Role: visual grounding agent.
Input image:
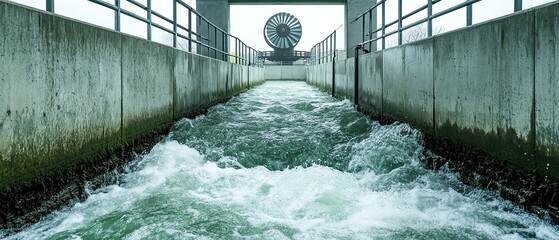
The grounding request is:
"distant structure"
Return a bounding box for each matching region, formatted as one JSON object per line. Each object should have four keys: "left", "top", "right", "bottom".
{"left": 259, "top": 12, "right": 310, "bottom": 65}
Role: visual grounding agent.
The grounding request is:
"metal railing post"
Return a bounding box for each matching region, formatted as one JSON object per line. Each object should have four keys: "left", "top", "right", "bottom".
{"left": 330, "top": 35, "right": 333, "bottom": 62}
{"left": 222, "top": 32, "right": 226, "bottom": 61}
{"left": 354, "top": 44, "right": 360, "bottom": 106}
{"left": 467, "top": 3, "right": 473, "bottom": 26}
{"left": 332, "top": 31, "right": 336, "bottom": 97}
{"left": 212, "top": 27, "right": 216, "bottom": 58}
{"left": 235, "top": 38, "right": 239, "bottom": 64}
{"left": 115, "top": 0, "right": 121, "bottom": 31}
{"left": 207, "top": 21, "right": 210, "bottom": 57}
{"left": 368, "top": 9, "right": 373, "bottom": 51}
{"left": 397, "top": 0, "right": 402, "bottom": 45}
{"left": 381, "top": 0, "right": 386, "bottom": 49}
{"left": 514, "top": 0, "right": 522, "bottom": 12}
{"left": 147, "top": 0, "right": 152, "bottom": 40}
{"left": 173, "top": 0, "right": 177, "bottom": 48}
{"left": 46, "top": 0, "right": 54, "bottom": 12}
{"left": 427, "top": 0, "right": 433, "bottom": 37}
{"left": 320, "top": 43, "right": 323, "bottom": 64}
{"left": 362, "top": 16, "right": 366, "bottom": 46}
{"left": 188, "top": 9, "right": 192, "bottom": 52}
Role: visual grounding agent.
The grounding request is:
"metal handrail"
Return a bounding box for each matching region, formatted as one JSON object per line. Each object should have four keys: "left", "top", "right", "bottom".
{"left": 353, "top": 0, "right": 524, "bottom": 51}
{"left": 308, "top": 25, "right": 341, "bottom": 66}
{"left": 42, "top": 0, "right": 263, "bottom": 67}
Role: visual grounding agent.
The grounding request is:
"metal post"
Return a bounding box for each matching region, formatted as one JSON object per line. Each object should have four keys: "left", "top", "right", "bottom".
{"left": 147, "top": 0, "right": 152, "bottom": 40}
{"left": 322, "top": 40, "right": 326, "bottom": 63}
{"left": 207, "top": 22, "right": 210, "bottom": 57}
{"left": 362, "top": 17, "right": 366, "bottom": 44}
{"left": 514, "top": 0, "right": 522, "bottom": 12}
{"left": 318, "top": 44, "right": 321, "bottom": 64}
{"left": 244, "top": 45, "right": 247, "bottom": 65}
{"left": 115, "top": 0, "right": 121, "bottom": 31}
{"left": 214, "top": 27, "right": 218, "bottom": 59}
{"left": 330, "top": 35, "right": 333, "bottom": 62}
{"left": 46, "top": 0, "right": 54, "bottom": 12}
{"left": 354, "top": 45, "right": 360, "bottom": 106}
{"left": 467, "top": 3, "right": 473, "bottom": 26}
{"left": 235, "top": 39, "right": 239, "bottom": 64}
{"left": 427, "top": 0, "right": 433, "bottom": 37}
{"left": 368, "top": 9, "right": 373, "bottom": 51}
{"left": 397, "top": 0, "right": 402, "bottom": 45}
{"left": 332, "top": 31, "right": 336, "bottom": 97}
{"left": 381, "top": 0, "right": 386, "bottom": 49}
{"left": 173, "top": 0, "right": 177, "bottom": 48}
{"left": 188, "top": 9, "right": 192, "bottom": 52}
{"left": 222, "top": 32, "right": 226, "bottom": 61}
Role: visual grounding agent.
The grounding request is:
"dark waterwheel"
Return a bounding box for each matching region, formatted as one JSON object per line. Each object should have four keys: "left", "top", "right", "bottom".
{"left": 264, "top": 12, "right": 302, "bottom": 49}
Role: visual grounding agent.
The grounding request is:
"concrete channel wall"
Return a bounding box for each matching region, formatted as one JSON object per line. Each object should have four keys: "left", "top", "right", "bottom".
{"left": 306, "top": 2, "right": 559, "bottom": 182}
{"left": 0, "top": 1, "right": 265, "bottom": 191}
{"left": 265, "top": 65, "right": 306, "bottom": 81}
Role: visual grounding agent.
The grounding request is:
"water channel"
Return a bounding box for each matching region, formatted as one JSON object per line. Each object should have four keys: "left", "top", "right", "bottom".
{"left": 4, "top": 81, "right": 559, "bottom": 239}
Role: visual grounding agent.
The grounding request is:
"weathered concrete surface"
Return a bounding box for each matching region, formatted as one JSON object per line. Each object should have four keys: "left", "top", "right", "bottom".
{"left": 0, "top": 0, "right": 265, "bottom": 227}
{"left": 384, "top": 39, "right": 433, "bottom": 133}
{"left": 174, "top": 51, "right": 201, "bottom": 119}
{"left": 122, "top": 36, "right": 174, "bottom": 144}
{"left": 334, "top": 58, "right": 355, "bottom": 99}
{"left": 306, "top": 1, "right": 559, "bottom": 182}
{"left": 0, "top": 3, "right": 123, "bottom": 190}
{"left": 200, "top": 57, "right": 220, "bottom": 108}
{"left": 434, "top": 10, "right": 535, "bottom": 173}
{"left": 535, "top": 3, "right": 559, "bottom": 182}
{"left": 265, "top": 65, "right": 306, "bottom": 81}
{"left": 358, "top": 51, "right": 383, "bottom": 117}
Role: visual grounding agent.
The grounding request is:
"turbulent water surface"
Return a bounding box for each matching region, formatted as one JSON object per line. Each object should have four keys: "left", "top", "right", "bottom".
{"left": 3, "top": 81, "right": 559, "bottom": 239}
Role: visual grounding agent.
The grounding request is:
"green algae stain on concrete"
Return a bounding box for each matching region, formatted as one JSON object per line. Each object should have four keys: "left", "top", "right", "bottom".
{"left": 0, "top": 126, "right": 122, "bottom": 191}
{"left": 436, "top": 120, "right": 536, "bottom": 174}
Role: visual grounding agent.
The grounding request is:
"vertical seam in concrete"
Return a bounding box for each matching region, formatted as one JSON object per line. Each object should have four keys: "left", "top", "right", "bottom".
{"left": 171, "top": 50, "right": 176, "bottom": 121}
{"left": 380, "top": 52, "right": 383, "bottom": 116}
{"left": 120, "top": 34, "right": 124, "bottom": 147}
{"left": 381, "top": 51, "right": 385, "bottom": 117}
{"left": 531, "top": 12, "right": 538, "bottom": 170}
{"left": 432, "top": 39, "right": 436, "bottom": 138}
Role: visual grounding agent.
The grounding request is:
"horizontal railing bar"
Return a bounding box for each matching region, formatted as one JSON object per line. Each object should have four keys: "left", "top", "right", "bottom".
{"left": 126, "top": 0, "right": 147, "bottom": 11}
{"left": 79, "top": 0, "right": 261, "bottom": 66}
{"left": 151, "top": 22, "right": 174, "bottom": 35}
{"left": 120, "top": 9, "right": 149, "bottom": 24}
{"left": 88, "top": 0, "right": 118, "bottom": 11}
{"left": 359, "top": 0, "right": 482, "bottom": 47}
{"left": 431, "top": 0, "right": 482, "bottom": 20}
{"left": 151, "top": 10, "right": 174, "bottom": 25}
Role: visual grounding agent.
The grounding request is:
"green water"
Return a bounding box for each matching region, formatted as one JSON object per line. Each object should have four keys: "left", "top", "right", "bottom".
{"left": 3, "top": 81, "right": 559, "bottom": 239}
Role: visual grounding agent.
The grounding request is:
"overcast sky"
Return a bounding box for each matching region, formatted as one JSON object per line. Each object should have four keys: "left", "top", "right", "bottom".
{"left": 9, "top": 0, "right": 556, "bottom": 52}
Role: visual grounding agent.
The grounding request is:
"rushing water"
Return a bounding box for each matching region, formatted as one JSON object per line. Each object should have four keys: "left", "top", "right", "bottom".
{"left": 3, "top": 81, "right": 559, "bottom": 239}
